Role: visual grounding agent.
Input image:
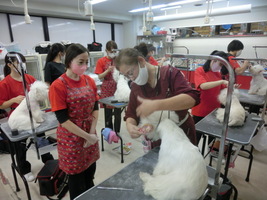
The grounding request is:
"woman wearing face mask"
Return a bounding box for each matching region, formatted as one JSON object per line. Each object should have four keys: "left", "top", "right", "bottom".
{"left": 191, "top": 51, "right": 229, "bottom": 144}
{"left": 49, "top": 43, "right": 99, "bottom": 200}
{"left": 94, "top": 40, "right": 121, "bottom": 132}
{"left": 0, "top": 52, "right": 36, "bottom": 182}
{"left": 44, "top": 43, "right": 66, "bottom": 85}
{"left": 115, "top": 48, "right": 200, "bottom": 146}
{"left": 227, "top": 40, "right": 250, "bottom": 75}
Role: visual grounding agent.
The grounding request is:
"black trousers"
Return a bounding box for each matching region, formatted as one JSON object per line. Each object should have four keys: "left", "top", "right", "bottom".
{"left": 15, "top": 133, "right": 54, "bottom": 175}
{"left": 68, "top": 162, "right": 96, "bottom": 200}
{"left": 104, "top": 106, "right": 121, "bottom": 132}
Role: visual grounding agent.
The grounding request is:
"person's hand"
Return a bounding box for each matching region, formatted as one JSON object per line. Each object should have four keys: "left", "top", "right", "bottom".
{"left": 83, "top": 133, "right": 99, "bottom": 148}
{"left": 12, "top": 95, "right": 25, "bottom": 104}
{"left": 136, "top": 96, "right": 157, "bottom": 118}
{"left": 108, "top": 65, "right": 115, "bottom": 72}
{"left": 220, "top": 80, "right": 228, "bottom": 87}
{"left": 234, "top": 84, "right": 241, "bottom": 89}
{"left": 126, "top": 123, "right": 142, "bottom": 139}
{"left": 243, "top": 60, "right": 250, "bottom": 69}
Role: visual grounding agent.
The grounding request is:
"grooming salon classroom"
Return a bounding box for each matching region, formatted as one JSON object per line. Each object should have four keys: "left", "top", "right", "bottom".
{"left": 0, "top": 0, "right": 267, "bottom": 200}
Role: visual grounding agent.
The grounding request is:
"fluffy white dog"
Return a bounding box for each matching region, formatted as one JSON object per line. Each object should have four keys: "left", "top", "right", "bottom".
{"left": 248, "top": 64, "right": 267, "bottom": 96}
{"left": 139, "top": 118, "right": 208, "bottom": 200}
{"left": 113, "top": 68, "right": 131, "bottom": 102}
{"left": 216, "top": 88, "right": 246, "bottom": 126}
{"left": 139, "top": 110, "right": 179, "bottom": 141}
{"left": 8, "top": 81, "right": 48, "bottom": 131}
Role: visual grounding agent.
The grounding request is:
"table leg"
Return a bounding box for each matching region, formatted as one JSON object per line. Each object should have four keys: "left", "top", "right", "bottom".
{"left": 223, "top": 143, "right": 233, "bottom": 183}
{"left": 201, "top": 135, "right": 207, "bottom": 156}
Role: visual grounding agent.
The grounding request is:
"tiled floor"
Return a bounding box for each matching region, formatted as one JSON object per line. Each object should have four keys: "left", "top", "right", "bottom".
{"left": 0, "top": 108, "right": 267, "bottom": 200}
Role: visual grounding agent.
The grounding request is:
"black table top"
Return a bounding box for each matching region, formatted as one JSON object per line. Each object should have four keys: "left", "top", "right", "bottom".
{"left": 195, "top": 110, "right": 259, "bottom": 145}
{"left": 0, "top": 112, "right": 58, "bottom": 142}
{"left": 99, "top": 96, "right": 128, "bottom": 109}
{"left": 238, "top": 89, "right": 266, "bottom": 106}
{"left": 75, "top": 148, "right": 159, "bottom": 200}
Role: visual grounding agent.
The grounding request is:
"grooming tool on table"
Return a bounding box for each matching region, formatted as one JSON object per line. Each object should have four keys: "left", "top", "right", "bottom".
{"left": 97, "top": 186, "right": 133, "bottom": 191}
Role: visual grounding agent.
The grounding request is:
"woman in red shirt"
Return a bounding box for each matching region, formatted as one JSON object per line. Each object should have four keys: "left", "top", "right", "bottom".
{"left": 94, "top": 41, "right": 121, "bottom": 132}
{"left": 191, "top": 51, "right": 229, "bottom": 144}
{"left": 0, "top": 52, "right": 36, "bottom": 182}
{"left": 49, "top": 43, "right": 99, "bottom": 200}
{"left": 115, "top": 48, "right": 200, "bottom": 146}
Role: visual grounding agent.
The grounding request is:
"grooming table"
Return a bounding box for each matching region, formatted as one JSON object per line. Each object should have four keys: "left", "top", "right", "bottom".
{"left": 99, "top": 96, "right": 128, "bottom": 163}
{"left": 0, "top": 112, "right": 58, "bottom": 200}
{"left": 196, "top": 110, "right": 259, "bottom": 183}
{"left": 75, "top": 147, "right": 212, "bottom": 200}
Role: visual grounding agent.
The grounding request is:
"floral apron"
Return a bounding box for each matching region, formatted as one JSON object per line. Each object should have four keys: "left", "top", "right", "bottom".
{"left": 99, "top": 60, "right": 116, "bottom": 108}
{"left": 56, "top": 76, "right": 100, "bottom": 175}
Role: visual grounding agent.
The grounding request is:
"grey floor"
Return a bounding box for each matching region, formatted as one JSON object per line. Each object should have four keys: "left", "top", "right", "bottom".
{"left": 0, "top": 108, "right": 266, "bottom": 200}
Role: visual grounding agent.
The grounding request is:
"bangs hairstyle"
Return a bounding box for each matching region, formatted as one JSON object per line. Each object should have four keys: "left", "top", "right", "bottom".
{"left": 203, "top": 50, "right": 228, "bottom": 73}
{"left": 115, "top": 48, "right": 142, "bottom": 70}
{"left": 4, "top": 52, "right": 26, "bottom": 77}
{"left": 106, "top": 40, "right": 118, "bottom": 51}
{"left": 64, "top": 43, "right": 89, "bottom": 69}
{"left": 227, "top": 40, "right": 244, "bottom": 52}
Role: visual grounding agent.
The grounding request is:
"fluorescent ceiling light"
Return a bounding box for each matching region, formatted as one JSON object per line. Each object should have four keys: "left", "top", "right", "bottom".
{"left": 154, "top": 4, "right": 251, "bottom": 21}
{"left": 129, "top": 0, "right": 202, "bottom": 13}
{"left": 168, "top": 0, "right": 201, "bottom": 6}
{"left": 91, "top": 0, "right": 106, "bottom": 5}
{"left": 129, "top": 4, "right": 166, "bottom": 13}
{"left": 161, "top": 6, "right": 182, "bottom": 11}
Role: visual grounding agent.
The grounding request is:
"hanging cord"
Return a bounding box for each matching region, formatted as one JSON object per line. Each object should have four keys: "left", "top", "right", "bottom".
{"left": 77, "top": 0, "right": 83, "bottom": 16}
{"left": 10, "top": 0, "right": 18, "bottom": 7}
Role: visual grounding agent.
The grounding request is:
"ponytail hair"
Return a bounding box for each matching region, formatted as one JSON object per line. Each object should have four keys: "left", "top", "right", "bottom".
{"left": 45, "top": 43, "right": 65, "bottom": 63}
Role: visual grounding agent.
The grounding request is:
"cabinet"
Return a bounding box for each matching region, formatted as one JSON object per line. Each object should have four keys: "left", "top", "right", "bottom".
{"left": 137, "top": 35, "right": 174, "bottom": 58}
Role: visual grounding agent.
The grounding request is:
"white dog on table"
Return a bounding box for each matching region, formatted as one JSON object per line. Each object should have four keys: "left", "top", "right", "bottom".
{"left": 139, "top": 117, "right": 208, "bottom": 200}
{"left": 248, "top": 64, "right": 267, "bottom": 96}
{"left": 8, "top": 81, "right": 48, "bottom": 131}
{"left": 216, "top": 88, "right": 246, "bottom": 127}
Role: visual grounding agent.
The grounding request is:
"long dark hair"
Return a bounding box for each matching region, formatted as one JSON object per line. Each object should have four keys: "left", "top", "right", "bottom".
{"left": 45, "top": 43, "right": 65, "bottom": 63}
{"left": 4, "top": 52, "right": 26, "bottom": 77}
{"left": 202, "top": 50, "right": 228, "bottom": 73}
{"left": 65, "top": 43, "right": 89, "bottom": 69}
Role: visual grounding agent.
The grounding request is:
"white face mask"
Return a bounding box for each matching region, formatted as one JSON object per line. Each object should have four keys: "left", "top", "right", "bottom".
{"left": 236, "top": 50, "right": 242, "bottom": 57}
{"left": 108, "top": 53, "right": 116, "bottom": 59}
{"left": 133, "top": 63, "right": 149, "bottom": 85}
{"left": 210, "top": 61, "right": 221, "bottom": 72}
{"left": 14, "top": 62, "right": 27, "bottom": 75}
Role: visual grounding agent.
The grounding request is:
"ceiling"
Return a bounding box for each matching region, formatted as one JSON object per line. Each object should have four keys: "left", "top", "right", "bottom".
{"left": 0, "top": 0, "right": 267, "bottom": 23}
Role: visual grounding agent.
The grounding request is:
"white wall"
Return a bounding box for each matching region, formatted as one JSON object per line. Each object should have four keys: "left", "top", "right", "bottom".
{"left": 173, "top": 37, "right": 267, "bottom": 58}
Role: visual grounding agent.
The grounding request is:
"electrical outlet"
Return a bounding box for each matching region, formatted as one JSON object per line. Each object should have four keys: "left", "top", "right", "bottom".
{"left": 204, "top": 16, "right": 210, "bottom": 24}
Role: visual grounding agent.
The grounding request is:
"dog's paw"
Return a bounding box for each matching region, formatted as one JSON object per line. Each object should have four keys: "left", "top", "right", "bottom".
{"left": 139, "top": 172, "right": 151, "bottom": 183}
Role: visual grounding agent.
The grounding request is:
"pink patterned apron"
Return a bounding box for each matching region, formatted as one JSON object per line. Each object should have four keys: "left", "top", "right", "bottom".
{"left": 56, "top": 76, "right": 100, "bottom": 175}
{"left": 99, "top": 60, "right": 116, "bottom": 108}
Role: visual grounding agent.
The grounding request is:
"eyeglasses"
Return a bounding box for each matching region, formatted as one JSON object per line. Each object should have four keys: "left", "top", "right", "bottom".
{"left": 123, "top": 66, "right": 136, "bottom": 79}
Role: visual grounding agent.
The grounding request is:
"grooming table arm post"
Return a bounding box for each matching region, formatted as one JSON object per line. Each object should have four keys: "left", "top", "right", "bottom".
{"left": 6, "top": 53, "right": 40, "bottom": 160}
{"left": 170, "top": 54, "right": 235, "bottom": 188}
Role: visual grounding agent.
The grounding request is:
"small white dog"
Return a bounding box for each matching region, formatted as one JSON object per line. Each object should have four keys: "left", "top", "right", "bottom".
{"left": 139, "top": 118, "right": 208, "bottom": 200}
{"left": 113, "top": 68, "right": 131, "bottom": 102}
{"left": 248, "top": 64, "right": 267, "bottom": 96}
{"left": 8, "top": 81, "right": 48, "bottom": 131}
{"left": 216, "top": 88, "right": 246, "bottom": 126}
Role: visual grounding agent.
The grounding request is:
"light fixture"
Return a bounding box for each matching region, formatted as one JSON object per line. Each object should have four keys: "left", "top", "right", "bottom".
{"left": 84, "top": 0, "right": 93, "bottom": 16}
{"left": 129, "top": 0, "right": 201, "bottom": 13}
{"left": 91, "top": 0, "right": 107, "bottom": 5}
{"left": 153, "top": 4, "right": 251, "bottom": 22}
{"left": 146, "top": 0, "right": 153, "bottom": 22}
{"left": 24, "top": 0, "right": 31, "bottom": 24}
{"left": 142, "top": 12, "right": 147, "bottom": 32}
{"left": 160, "top": 5, "right": 182, "bottom": 11}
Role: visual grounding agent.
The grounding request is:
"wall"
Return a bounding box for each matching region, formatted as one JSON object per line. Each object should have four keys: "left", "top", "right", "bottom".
{"left": 173, "top": 37, "right": 267, "bottom": 58}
